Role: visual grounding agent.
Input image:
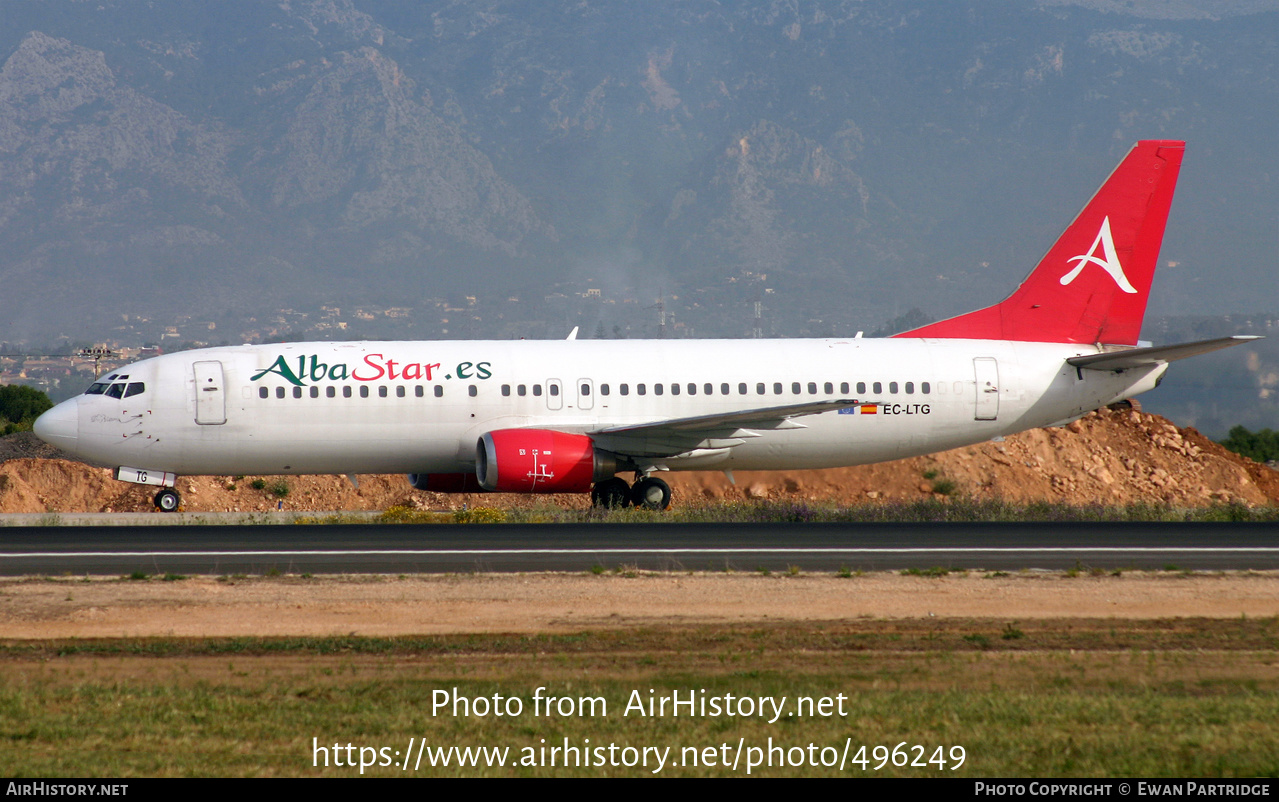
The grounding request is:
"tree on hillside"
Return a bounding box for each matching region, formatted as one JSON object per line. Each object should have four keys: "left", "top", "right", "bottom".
{"left": 0, "top": 385, "right": 53, "bottom": 434}
{"left": 1219, "top": 426, "right": 1279, "bottom": 463}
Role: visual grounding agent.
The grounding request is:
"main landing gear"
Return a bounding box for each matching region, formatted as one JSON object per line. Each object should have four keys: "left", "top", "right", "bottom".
{"left": 590, "top": 475, "right": 672, "bottom": 511}
{"left": 154, "top": 488, "right": 181, "bottom": 512}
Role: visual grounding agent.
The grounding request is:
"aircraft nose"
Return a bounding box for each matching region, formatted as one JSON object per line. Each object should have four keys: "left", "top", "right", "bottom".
{"left": 33, "top": 398, "right": 79, "bottom": 450}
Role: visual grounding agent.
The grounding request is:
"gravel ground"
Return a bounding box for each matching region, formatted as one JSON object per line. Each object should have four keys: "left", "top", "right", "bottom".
{"left": 2, "top": 571, "right": 1276, "bottom": 639}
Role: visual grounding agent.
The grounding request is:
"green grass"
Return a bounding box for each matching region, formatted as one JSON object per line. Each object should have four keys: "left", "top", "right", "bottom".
{"left": 2, "top": 622, "right": 1278, "bottom": 777}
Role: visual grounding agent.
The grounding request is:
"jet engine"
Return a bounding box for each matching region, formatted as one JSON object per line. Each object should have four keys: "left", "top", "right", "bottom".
{"left": 477, "top": 429, "right": 617, "bottom": 493}
{"left": 407, "top": 473, "right": 487, "bottom": 492}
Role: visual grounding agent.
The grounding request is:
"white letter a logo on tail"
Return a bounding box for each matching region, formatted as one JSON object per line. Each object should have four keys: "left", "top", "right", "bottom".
{"left": 1060, "top": 216, "right": 1137, "bottom": 293}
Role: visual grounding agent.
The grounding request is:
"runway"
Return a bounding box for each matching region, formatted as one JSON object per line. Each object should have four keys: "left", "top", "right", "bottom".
{"left": 1, "top": 521, "right": 1277, "bottom": 575}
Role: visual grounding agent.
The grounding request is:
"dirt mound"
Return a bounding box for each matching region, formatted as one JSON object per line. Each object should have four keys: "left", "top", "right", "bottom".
{"left": 1, "top": 406, "right": 1276, "bottom": 513}
{"left": 0, "top": 432, "right": 79, "bottom": 463}
{"left": 668, "top": 407, "right": 1274, "bottom": 507}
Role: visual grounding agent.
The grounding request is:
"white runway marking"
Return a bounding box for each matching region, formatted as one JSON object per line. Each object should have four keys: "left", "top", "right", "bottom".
{"left": 5, "top": 547, "right": 1279, "bottom": 559}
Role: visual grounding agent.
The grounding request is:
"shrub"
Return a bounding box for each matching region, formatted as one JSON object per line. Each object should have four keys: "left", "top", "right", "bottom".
{"left": 453, "top": 506, "right": 507, "bottom": 524}
{"left": 1219, "top": 425, "right": 1279, "bottom": 463}
{"left": 0, "top": 385, "right": 52, "bottom": 429}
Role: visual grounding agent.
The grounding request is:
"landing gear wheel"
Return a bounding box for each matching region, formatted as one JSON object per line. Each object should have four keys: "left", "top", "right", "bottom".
{"left": 591, "top": 477, "right": 632, "bottom": 509}
{"left": 630, "top": 476, "right": 672, "bottom": 511}
{"left": 154, "top": 488, "right": 180, "bottom": 513}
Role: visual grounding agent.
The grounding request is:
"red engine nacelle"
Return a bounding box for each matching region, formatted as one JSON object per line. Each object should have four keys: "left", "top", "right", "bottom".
{"left": 477, "top": 429, "right": 617, "bottom": 493}
{"left": 407, "top": 473, "right": 487, "bottom": 493}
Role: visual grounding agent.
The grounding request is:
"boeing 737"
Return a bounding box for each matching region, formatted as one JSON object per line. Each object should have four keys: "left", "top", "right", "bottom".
{"left": 33, "top": 140, "right": 1258, "bottom": 511}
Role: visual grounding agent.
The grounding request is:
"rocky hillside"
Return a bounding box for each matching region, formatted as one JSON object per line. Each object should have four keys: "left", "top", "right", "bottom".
{"left": 2, "top": 405, "right": 1275, "bottom": 514}
{"left": 2, "top": 2, "right": 1278, "bottom": 340}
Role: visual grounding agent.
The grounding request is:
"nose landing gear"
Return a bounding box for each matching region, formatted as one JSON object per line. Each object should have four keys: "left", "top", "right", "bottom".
{"left": 153, "top": 488, "right": 180, "bottom": 512}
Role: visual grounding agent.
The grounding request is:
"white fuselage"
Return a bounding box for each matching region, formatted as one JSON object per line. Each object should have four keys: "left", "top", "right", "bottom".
{"left": 37, "top": 337, "right": 1165, "bottom": 479}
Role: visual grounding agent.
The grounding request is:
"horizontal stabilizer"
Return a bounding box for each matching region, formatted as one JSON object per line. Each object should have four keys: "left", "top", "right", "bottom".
{"left": 1066, "top": 336, "right": 1262, "bottom": 371}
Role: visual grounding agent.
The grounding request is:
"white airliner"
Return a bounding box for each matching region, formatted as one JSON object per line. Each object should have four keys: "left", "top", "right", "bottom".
{"left": 34, "top": 140, "right": 1258, "bottom": 511}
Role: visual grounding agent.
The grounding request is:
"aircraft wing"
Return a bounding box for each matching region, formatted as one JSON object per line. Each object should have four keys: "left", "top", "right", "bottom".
{"left": 1067, "top": 335, "right": 1261, "bottom": 371}
{"left": 588, "top": 399, "right": 864, "bottom": 459}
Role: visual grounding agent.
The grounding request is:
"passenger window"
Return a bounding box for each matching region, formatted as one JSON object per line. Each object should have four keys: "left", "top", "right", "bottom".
{"left": 654, "top": 384, "right": 664, "bottom": 396}
{"left": 756, "top": 383, "right": 765, "bottom": 395}
{"left": 258, "top": 387, "right": 268, "bottom": 399}
{"left": 414, "top": 386, "right": 422, "bottom": 397}
{"left": 792, "top": 382, "right": 801, "bottom": 394}
{"left": 738, "top": 383, "right": 747, "bottom": 395}
{"left": 889, "top": 382, "right": 898, "bottom": 394}
{"left": 533, "top": 385, "right": 542, "bottom": 396}
{"left": 310, "top": 386, "right": 319, "bottom": 398}
{"left": 637, "top": 384, "right": 646, "bottom": 396}
{"left": 670, "top": 384, "right": 679, "bottom": 396}
{"left": 360, "top": 386, "right": 369, "bottom": 398}
{"left": 773, "top": 382, "right": 782, "bottom": 395}
{"left": 276, "top": 387, "right": 285, "bottom": 399}
{"left": 905, "top": 382, "right": 914, "bottom": 394}
{"left": 721, "top": 383, "right": 729, "bottom": 395}
{"left": 518, "top": 384, "right": 526, "bottom": 396}
{"left": 86, "top": 383, "right": 108, "bottom": 395}
{"left": 954, "top": 381, "right": 963, "bottom": 394}
{"left": 857, "top": 382, "right": 866, "bottom": 394}
{"left": 620, "top": 384, "right": 629, "bottom": 396}
{"left": 872, "top": 382, "right": 882, "bottom": 394}
{"left": 549, "top": 384, "right": 559, "bottom": 397}
{"left": 840, "top": 382, "right": 849, "bottom": 394}
{"left": 808, "top": 382, "right": 817, "bottom": 394}
{"left": 601, "top": 384, "right": 609, "bottom": 396}
{"left": 469, "top": 385, "right": 477, "bottom": 397}
{"left": 343, "top": 386, "right": 352, "bottom": 398}
{"left": 688, "top": 383, "right": 697, "bottom": 395}
{"left": 396, "top": 386, "right": 406, "bottom": 398}
{"left": 378, "top": 386, "right": 387, "bottom": 398}
{"left": 502, "top": 385, "right": 511, "bottom": 396}
{"left": 922, "top": 382, "right": 931, "bottom": 395}
{"left": 329, "top": 387, "right": 337, "bottom": 398}
{"left": 293, "top": 387, "right": 303, "bottom": 399}
{"left": 435, "top": 386, "right": 444, "bottom": 397}
{"left": 580, "top": 384, "right": 590, "bottom": 396}
{"left": 824, "top": 382, "right": 833, "bottom": 394}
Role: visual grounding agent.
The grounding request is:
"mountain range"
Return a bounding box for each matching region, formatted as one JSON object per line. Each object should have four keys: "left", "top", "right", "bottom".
{"left": 0, "top": 0, "right": 1275, "bottom": 355}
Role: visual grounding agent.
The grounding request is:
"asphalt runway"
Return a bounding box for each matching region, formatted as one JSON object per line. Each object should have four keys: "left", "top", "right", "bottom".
{"left": 1, "top": 521, "right": 1278, "bottom": 575}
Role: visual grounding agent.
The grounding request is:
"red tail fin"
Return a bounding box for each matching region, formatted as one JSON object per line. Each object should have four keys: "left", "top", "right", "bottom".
{"left": 894, "top": 140, "right": 1184, "bottom": 345}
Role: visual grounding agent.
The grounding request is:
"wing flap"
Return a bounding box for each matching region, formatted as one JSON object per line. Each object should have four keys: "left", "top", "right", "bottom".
{"left": 588, "top": 398, "right": 864, "bottom": 459}
{"left": 592, "top": 398, "right": 861, "bottom": 434}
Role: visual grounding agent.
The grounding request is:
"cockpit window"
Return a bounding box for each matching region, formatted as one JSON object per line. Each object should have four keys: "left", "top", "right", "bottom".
{"left": 104, "top": 374, "right": 118, "bottom": 381}
{"left": 104, "top": 383, "right": 126, "bottom": 399}
{"left": 124, "top": 382, "right": 145, "bottom": 398}
{"left": 85, "top": 383, "right": 108, "bottom": 395}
